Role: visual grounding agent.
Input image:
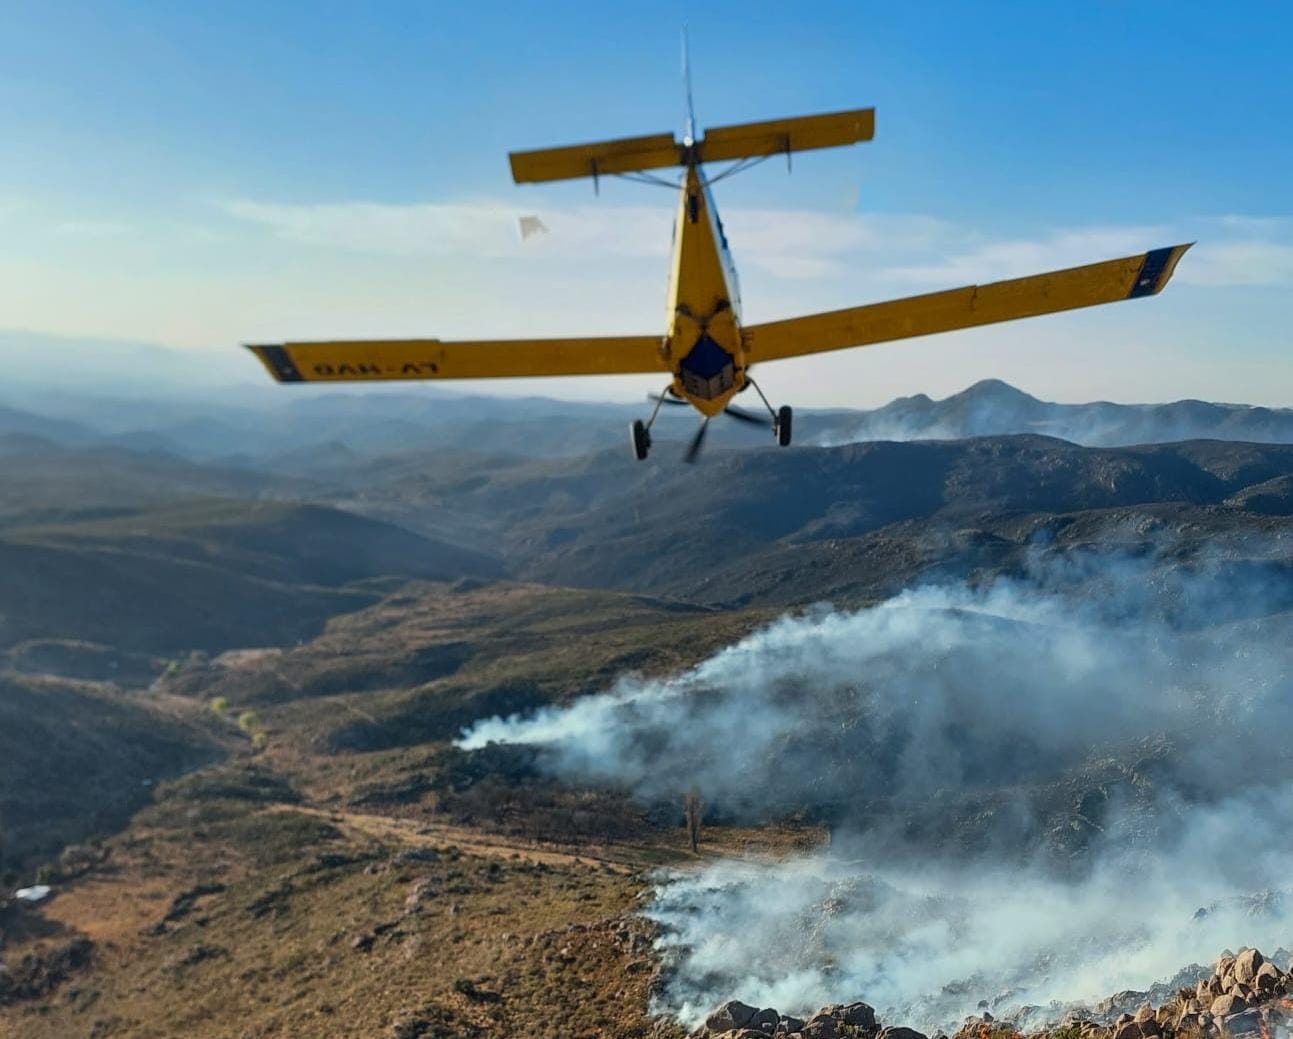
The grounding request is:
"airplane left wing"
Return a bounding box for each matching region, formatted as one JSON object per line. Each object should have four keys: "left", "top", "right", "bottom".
{"left": 742, "top": 244, "right": 1192, "bottom": 364}
{"left": 247, "top": 335, "right": 669, "bottom": 383}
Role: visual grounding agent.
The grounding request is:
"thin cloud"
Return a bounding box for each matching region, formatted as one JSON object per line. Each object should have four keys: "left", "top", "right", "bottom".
{"left": 222, "top": 197, "right": 1293, "bottom": 290}
{"left": 890, "top": 218, "right": 1293, "bottom": 289}
{"left": 221, "top": 196, "right": 963, "bottom": 278}
{"left": 53, "top": 219, "right": 132, "bottom": 237}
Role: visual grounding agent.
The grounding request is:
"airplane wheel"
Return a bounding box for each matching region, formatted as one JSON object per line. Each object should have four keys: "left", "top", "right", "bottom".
{"left": 630, "top": 419, "right": 651, "bottom": 461}
{"left": 776, "top": 405, "right": 793, "bottom": 447}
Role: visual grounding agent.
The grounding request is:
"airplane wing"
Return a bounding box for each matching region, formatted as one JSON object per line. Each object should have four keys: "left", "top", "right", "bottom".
{"left": 247, "top": 335, "right": 668, "bottom": 383}
{"left": 742, "top": 244, "right": 1192, "bottom": 364}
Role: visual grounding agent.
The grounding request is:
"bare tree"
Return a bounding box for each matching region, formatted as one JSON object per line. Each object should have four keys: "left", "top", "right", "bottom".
{"left": 683, "top": 789, "right": 703, "bottom": 854}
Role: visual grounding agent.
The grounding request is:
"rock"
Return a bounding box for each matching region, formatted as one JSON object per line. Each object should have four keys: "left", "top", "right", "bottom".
{"left": 877, "top": 1028, "right": 926, "bottom": 1039}
{"left": 804, "top": 1016, "right": 839, "bottom": 1039}
{"left": 1224, "top": 1009, "right": 1263, "bottom": 1036}
{"left": 831, "top": 1003, "right": 877, "bottom": 1030}
{"left": 1235, "top": 950, "right": 1264, "bottom": 986}
{"left": 1211, "top": 994, "right": 1248, "bottom": 1017}
{"left": 780, "top": 1017, "right": 806, "bottom": 1034}
{"left": 349, "top": 933, "right": 374, "bottom": 953}
{"left": 706, "top": 1000, "right": 759, "bottom": 1033}
{"left": 1255, "top": 961, "right": 1283, "bottom": 992}
{"left": 1134, "top": 1004, "right": 1155, "bottom": 1023}
{"left": 1114, "top": 1014, "right": 1134, "bottom": 1027}
{"left": 748, "top": 1009, "right": 779, "bottom": 1033}
{"left": 1112, "top": 1021, "right": 1141, "bottom": 1039}
{"left": 1138, "top": 1019, "right": 1161, "bottom": 1038}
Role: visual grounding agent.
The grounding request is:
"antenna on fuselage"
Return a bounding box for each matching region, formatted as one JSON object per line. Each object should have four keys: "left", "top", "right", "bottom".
{"left": 681, "top": 26, "right": 697, "bottom": 150}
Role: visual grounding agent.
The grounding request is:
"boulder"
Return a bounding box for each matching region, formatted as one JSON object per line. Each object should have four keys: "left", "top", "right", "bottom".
{"left": 1134, "top": 1004, "right": 1155, "bottom": 1023}
{"left": 707, "top": 1001, "right": 759, "bottom": 1033}
{"left": 1211, "top": 994, "right": 1248, "bottom": 1018}
{"left": 804, "top": 1016, "right": 839, "bottom": 1039}
{"left": 1234, "top": 950, "right": 1264, "bottom": 986}
{"left": 780, "top": 1017, "right": 806, "bottom": 1034}
{"left": 1112, "top": 1021, "right": 1141, "bottom": 1039}
{"left": 877, "top": 1028, "right": 927, "bottom": 1039}
{"left": 1224, "top": 1009, "right": 1263, "bottom": 1036}
{"left": 748, "top": 1008, "right": 779, "bottom": 1033}
{"left": 835, "top": 1003, "right": 878, "bottom": 1030}
{"left": 1255, "top": 961, "right": 1283, "bottom": 992}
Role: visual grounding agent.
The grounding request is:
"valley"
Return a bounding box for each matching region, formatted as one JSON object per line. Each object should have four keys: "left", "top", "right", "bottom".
{"left": 4, "top": 379, "right": 1293, "bottom": 1038}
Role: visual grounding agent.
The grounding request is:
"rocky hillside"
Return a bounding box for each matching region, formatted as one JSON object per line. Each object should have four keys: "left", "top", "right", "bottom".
{"left": 321, "top": 436, "right": 1293, "bottom": 605}
{"left": 697, "top": 947, "right": 1293, "bottom": 1039}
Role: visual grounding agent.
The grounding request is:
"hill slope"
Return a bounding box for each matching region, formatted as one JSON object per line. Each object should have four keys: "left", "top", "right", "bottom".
{"left": 325, "top": 437, "right": 1293, "bottom": 604}
{"left": 0, "top": 502, "right": 503, "bottom": 653}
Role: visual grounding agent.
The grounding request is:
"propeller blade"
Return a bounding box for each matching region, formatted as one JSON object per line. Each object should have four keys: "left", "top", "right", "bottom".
{"left": 648, "top": 392, "right": 688, "bottom": 406}
{"left": 684, "top": 419, "right": 709, "bottom": 464}
{"left": 724, "top": 404, "right": 768, "bottom": 426}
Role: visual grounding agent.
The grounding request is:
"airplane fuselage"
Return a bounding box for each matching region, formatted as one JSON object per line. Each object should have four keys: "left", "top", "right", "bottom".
{"left": 664, "top": 165, "right": 749, "bottom": 417}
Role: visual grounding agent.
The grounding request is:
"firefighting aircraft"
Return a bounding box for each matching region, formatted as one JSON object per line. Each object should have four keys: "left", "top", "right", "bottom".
{"left": 247, "top": 100, "right": 1189, "bottom": 463}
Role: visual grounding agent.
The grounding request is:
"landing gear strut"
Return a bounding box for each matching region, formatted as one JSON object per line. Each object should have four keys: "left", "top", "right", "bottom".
{"left": 747, "top": 377, "right": 792, "bottom": 448}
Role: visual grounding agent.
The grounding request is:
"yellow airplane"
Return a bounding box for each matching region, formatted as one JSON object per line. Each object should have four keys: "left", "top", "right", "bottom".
{"left": 247, "top": 96, "right": 1189, "bottom": 462}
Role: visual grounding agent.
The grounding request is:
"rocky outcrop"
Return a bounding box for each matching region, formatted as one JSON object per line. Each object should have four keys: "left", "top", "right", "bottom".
{"left": 696, "top": 1000, "right": 887, "bottom": 1039}
{"left": 695, "top": 948, "right": 1293, "bottom": 1039}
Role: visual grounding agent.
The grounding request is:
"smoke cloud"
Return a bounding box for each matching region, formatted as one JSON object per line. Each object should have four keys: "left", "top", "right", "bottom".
{"left": 457, "top": 549, "right": 1293, "bottom": 1028}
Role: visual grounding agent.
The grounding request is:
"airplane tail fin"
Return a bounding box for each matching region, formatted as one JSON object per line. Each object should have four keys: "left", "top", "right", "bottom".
{"left": 509, "top": 34, "right": 871, "bottom": 189}
{"left": 682, "top": 26, "right": 697, "bottom": 146}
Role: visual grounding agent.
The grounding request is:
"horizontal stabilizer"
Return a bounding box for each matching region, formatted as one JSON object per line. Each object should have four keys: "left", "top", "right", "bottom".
{"left": 698, "top": 107, "right": 875, "bottom": 163}
{"left": 509, "top": 108, "right": 874, "bottom": 183}
{"left": 510, "top": 133, "right": 683, "bottom": 184}
{"left": 247, "top": 335, "right": 669, "bottom": 383}
{"left": 743, "top": 244, "right": 1192, "bottom": 363}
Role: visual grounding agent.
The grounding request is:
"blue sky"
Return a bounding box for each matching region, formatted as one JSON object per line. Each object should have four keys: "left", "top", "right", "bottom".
{"left": 3, "top": 1, "right": 1290, "bottom": 405}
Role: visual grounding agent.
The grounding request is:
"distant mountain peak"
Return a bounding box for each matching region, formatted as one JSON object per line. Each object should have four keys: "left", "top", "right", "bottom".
{"left": 949, "top": 379, "right": 1043, "bottom": 405}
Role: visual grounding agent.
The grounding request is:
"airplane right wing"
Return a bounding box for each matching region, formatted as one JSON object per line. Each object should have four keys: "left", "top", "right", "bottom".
{"left": 742, "top": 244, "right": 1192, "bottom": 364}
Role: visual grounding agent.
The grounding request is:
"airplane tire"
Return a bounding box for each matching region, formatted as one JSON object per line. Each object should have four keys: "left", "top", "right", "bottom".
{"left": 630, "top": 419, "right": 651, "bottom": 461}
{"left": 776, "top": 406, "right": 793, "bottom": 447}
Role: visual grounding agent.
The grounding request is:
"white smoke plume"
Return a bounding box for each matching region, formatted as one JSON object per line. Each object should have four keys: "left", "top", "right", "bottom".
{"left": 648, "top": 811, "right": 1293, "bottom": 1032}
{"left": 457, "top": 549, "right": 1293, "bottom": 1029}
